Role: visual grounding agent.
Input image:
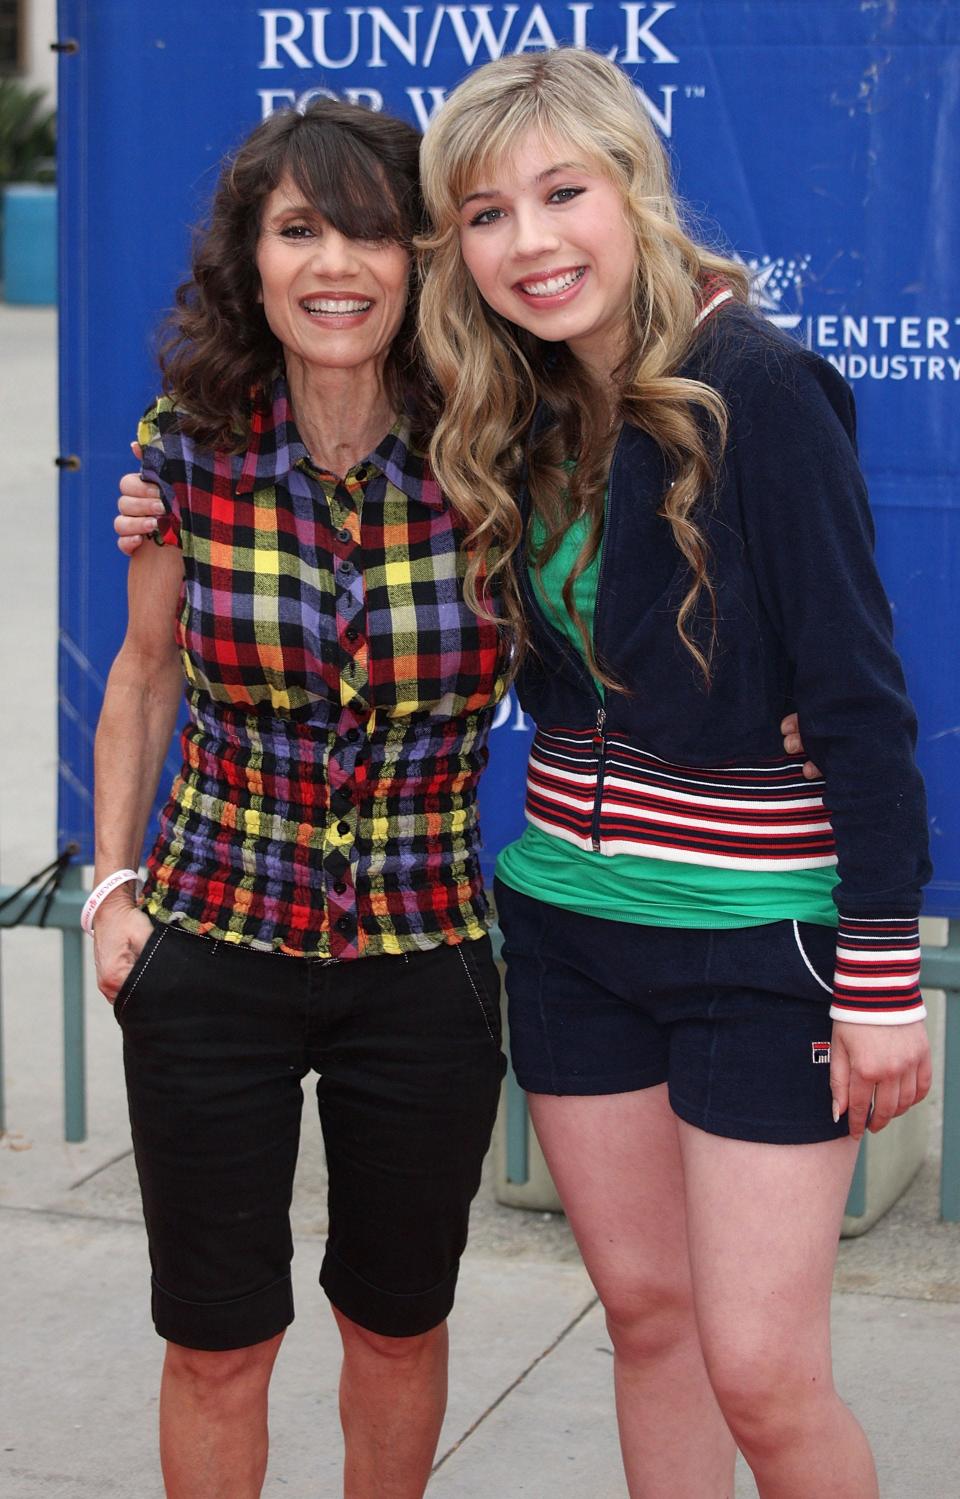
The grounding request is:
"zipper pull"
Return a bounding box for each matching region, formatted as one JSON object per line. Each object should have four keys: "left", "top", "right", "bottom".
{"left": 591, "top": 707, "right": 607, "bottom": 854}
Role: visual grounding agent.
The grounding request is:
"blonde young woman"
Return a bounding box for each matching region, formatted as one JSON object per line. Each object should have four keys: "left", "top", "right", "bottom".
{"left": 413, "top": 48, "right": 932, "bottom": 1499}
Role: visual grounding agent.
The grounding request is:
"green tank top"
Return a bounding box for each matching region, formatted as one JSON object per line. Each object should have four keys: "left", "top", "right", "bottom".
{"left": 495, "top": 510, "right": 839, "bottom": 928}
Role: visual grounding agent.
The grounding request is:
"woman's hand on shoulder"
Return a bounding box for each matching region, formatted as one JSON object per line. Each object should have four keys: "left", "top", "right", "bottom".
{"left": 780, "top": 713, "right": 822, "bottom": 781}
{"left": 116, "top": 443, "right": 165, "bottom": 556}
{"left": 830, "top": 1019, "right": 932, "bottom": 1140}
{"left": 93, "top": 895, "right": 154, "bottom": 1004}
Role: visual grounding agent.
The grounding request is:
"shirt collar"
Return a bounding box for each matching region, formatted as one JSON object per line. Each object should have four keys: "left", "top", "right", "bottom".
{"left": 367, "top": 418, "right": 444, "bottom": 510}
{"left": 236, "top": 376, "right": 443, "bottom": 510}
{"left": 235, "top": 377, "right": 307, "bottom": 494}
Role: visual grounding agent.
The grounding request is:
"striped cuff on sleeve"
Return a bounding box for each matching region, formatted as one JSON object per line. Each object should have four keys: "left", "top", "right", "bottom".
{"left": 828, "top": 916, "right": 926, "bottom": 1025}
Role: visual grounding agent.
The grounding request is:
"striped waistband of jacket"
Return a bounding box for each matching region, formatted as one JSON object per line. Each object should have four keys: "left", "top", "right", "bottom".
{"left": 525, "top": 727, "right": 838, "bottom": 869}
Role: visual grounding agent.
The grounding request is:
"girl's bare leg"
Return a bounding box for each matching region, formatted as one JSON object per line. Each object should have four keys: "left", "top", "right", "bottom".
{"left": 678, "top": 1125, "right": 877, "bottom": 1499}
{"left": 529, "top": 1085, "right": 736, "bottom": 1499}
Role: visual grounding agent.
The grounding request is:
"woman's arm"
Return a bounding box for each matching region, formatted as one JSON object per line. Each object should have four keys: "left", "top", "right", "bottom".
{"left": 92, "top": 540, "right": 184, "bottom": 1000}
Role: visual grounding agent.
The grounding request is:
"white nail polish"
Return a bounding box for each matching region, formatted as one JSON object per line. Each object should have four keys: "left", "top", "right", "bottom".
{"left": 832, "top": 1100, "right": 840, "bottom": 1124}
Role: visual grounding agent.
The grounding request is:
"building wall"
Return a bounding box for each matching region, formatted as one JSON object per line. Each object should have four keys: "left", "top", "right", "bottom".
{"left": 20, "top": 0, "right": 57, "bottom": 100}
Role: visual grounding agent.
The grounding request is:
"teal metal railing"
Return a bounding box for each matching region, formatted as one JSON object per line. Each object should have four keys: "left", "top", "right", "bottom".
{"left": 2, "top": 882, "right": 959, "bottom": 1218}
{"left": 0, "top": 863, "right": 87, "bottom": 1142}
{"left": 919, "top": 931, "right": 960, "bottom": 1222}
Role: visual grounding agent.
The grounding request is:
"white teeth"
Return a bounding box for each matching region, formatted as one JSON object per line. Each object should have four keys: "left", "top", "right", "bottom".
{"left": 519, "top": 268, "right": 585, "bottom": 297}
{"left": 303, "top": 298, "right": 372, "bottom": 314}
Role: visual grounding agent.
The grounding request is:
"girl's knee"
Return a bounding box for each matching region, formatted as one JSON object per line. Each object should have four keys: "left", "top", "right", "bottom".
{"left": 602, "top": 1279, "right": 698, "bottom": 1363}
{"left": 707, "top": 1346, "right": 832, "bottom": 1451}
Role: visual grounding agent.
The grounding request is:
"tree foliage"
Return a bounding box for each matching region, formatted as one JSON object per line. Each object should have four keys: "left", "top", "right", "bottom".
{"left": 0, "top": 78, "right": 56, "bottom": 185}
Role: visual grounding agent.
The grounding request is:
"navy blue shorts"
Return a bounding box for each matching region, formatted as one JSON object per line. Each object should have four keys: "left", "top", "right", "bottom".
{"left": 494, "top": 878, "right": 848, "bottom": 1146}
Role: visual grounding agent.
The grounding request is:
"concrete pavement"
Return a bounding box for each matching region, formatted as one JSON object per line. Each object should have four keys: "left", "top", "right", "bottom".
{"left": 2, "top": 303, "right": 959, "bottom": 1498}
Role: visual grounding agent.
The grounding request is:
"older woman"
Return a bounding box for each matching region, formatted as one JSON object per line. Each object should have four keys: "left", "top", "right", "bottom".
{"left": 91, "top": 99, "right": 505, "bottom": 1499}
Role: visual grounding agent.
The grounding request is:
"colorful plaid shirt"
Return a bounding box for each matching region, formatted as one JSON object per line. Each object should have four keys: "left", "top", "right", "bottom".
{"left": 137, "top": 379, "right": 507, "bottom": 959}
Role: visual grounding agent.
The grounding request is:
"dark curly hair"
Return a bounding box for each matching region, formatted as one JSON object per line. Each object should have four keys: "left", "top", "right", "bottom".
{"left": 159, "top": 100, "right": 430, "bottom": 449}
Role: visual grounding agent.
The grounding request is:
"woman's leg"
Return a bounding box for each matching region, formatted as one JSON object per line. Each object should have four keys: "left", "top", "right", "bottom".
{"left": 159, "top": 1334, "right": 284, "bottom": 1499}
{"left": 530, "top": 1086, "right": 737, "bottom": 1499}
{"left": 334, "top": 1310, "right": 448, "bottom": 1499}
{"left": 119, "top": 930, "right": 307, "bottom": 1498}
{"left": 677, "top": 1125, "right": 875, "bottom": 1499}
{"left": 315, "top": 940, "right": 505, "bottom": 1499}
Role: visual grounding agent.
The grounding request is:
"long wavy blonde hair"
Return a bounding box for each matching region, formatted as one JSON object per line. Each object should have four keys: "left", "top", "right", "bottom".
{"left": 418, "top": 47, "right": 750, "bottom": 686}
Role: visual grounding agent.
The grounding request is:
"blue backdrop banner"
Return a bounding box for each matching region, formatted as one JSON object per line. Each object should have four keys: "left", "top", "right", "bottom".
{"left": 57, "top": 1, "right": 959, "bottom": 908}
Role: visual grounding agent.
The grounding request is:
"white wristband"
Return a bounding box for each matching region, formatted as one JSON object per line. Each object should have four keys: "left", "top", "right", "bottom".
{"left": 81, "top": 869, "right": 141, "bottom": 935}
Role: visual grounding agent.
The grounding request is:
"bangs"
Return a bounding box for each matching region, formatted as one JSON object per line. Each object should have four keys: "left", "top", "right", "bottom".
{"left": 445, "top": 103, "right": 543, "bottom": 209}
{"left": 278, "top": 125, "right": 413, "bottom": 244}
{"left": 447, "top": 106, "right": 622, "bottom": 217}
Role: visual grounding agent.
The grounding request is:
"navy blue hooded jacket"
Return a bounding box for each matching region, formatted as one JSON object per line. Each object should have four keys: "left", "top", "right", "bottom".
{"left": 513, "top": 307, "right": 930, "bottom": 1024}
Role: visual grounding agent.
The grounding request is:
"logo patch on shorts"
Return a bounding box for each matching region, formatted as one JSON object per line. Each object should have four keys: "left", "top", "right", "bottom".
{"left": 811, "top": 1041, "right": 831, "bottom": 1065}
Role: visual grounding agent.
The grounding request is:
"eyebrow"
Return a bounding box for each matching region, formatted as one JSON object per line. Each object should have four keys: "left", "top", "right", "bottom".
{"left": 264, "top": 200, "right": 318, "bottom": 224}
{"left": 459, "top": 163, "right": 587, "bottom": 210}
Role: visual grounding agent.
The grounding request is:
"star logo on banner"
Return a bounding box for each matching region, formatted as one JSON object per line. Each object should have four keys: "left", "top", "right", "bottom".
{"left": 736, "top": 254, "right": 812, "bottom": 331}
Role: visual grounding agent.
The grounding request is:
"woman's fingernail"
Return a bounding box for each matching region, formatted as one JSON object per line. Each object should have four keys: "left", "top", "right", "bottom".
{"left": 832, "top": 1100, "right": 840, "bottom": 1124}
{"left": 152, "top": 503, "right": 165, "bottom": 515}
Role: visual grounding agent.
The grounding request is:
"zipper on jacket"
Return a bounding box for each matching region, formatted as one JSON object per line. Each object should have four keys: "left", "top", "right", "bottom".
{"left": 590, "top": 705, "right": 607, "bottom": 852}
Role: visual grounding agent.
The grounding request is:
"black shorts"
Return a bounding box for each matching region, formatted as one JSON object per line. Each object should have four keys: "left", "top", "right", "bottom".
{"left": 116, "top": 923, "right": 506, "bottom": 1350}
{"left": 494, "top": 878, "right": 847, "bottom": 1146}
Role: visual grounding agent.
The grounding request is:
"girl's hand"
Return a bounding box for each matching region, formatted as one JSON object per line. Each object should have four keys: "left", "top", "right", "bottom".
{"left": 780, "top": 713, "right": 822, "bottom": 781}
{"left": 93, "top": 896, "right": 155, "bottom": 1004}
{"left": 830, "top": 1019, "right": 932, "bottom": 1139}
{"left": 116, "top": 442, "right": 164, "bottom": 556}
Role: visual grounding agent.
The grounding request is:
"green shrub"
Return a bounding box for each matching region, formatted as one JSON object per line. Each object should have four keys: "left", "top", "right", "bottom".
{"left": 0, "top": 78, "right": 56, "bottom": 185}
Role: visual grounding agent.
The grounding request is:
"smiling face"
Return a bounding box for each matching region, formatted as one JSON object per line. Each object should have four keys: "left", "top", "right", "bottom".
{"left": 255, "top": 176, "right": 412, "bottom": 386}
{"left": 458, "top": 131, "right": 637, "bottom": 377}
